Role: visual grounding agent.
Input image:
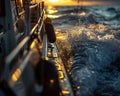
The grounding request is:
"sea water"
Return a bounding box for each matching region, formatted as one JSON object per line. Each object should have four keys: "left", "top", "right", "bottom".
{"left": 47, "top": 6, "right": 120, "bottom": 96}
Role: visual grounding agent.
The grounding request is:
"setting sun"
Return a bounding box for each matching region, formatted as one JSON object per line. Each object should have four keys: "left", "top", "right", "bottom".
{"left": 49, "top": 0, "right": 59, "bottom": 3}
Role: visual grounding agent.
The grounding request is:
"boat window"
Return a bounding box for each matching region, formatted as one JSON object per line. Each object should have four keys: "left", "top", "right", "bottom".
{"left": 0, "top": 0, "right": 5, "bottom": 17}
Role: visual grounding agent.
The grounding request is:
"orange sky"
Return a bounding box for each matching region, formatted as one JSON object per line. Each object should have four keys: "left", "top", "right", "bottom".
{"left": 45, "top": 0, "right": 76, "bottom": 6}
{"left": 34, "top": 0, "right": 120, "bottom": 6}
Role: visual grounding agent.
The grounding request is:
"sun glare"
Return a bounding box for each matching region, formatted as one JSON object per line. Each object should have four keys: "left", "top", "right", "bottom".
{"left": 49, "top": 0, "right": 59, "bottom": 3}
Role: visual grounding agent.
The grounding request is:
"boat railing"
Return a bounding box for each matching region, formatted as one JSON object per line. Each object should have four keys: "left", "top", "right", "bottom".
{"left": 18, "top": 10, "right": 25, "bottom": 17}
{"left": 3, "top": 1, "right": 47, "bottom": 89}
{"left": 42, "top": 34, "right": 48, "bottom": 59}
{"left": 0, "top": 1, "right": 75, "bottom": 96}
{"left": 30, "top": 10, "right": 44, "bottom": 35}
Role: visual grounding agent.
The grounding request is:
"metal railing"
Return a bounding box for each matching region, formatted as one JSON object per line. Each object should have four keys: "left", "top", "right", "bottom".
{"left": 42, "top": 34, "right": 48, "bottom": 59}
{"left": 3, "top": 1, "right": 48, "bottom": 86}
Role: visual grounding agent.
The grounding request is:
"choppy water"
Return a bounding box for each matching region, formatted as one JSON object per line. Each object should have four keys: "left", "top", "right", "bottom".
{"left": 47, "top": 6, "right": 120, "bottom": 96}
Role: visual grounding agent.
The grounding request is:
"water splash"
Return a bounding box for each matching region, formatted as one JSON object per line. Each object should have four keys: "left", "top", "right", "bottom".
{"left": 53, "top": 6, "right": 120, "bottom": 96}
{"left": 65, "top": 25, "right": 120, "bottom": 96}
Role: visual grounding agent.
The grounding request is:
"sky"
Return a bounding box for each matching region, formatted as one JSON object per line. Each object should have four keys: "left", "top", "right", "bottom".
{"left": 35, "top": 0, "right": 120, "bottom": 6}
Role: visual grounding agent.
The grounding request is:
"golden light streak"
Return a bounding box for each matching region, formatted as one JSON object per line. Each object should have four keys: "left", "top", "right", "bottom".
{"left": 11, "top": 69, "right": 21, "bottom": 82}
{"left": 16, "top": 0, "right": 23, "bottom": 7}
{"left": 59, "top": 71, "right": 64, "bottom": 79}
{"left": 62, "top": 90, "right": 70, "bottom": 95}
{"left": 47, "top": 6, "right": 58, "bottom": 14}
{"left": 56, "top": 63, "right": 62, "bottom": 70}
{"left": 46, "top": 0, "right": 76, "bottom": 6}
{"left": 47, "top": 14, "right": 62, "bottom": 19}
{"left": 79, "top": 11, "right": 86, "bottom": 16}
{"left": 48, "top": 10, "right": 58, "bottom": 14}
{"left": 49, "top": 0, "right": 59, "bottom": 3}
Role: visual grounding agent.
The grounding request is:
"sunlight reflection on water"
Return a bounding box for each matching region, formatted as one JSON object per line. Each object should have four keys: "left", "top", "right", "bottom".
{"left": 47, "top": 5, "right": 120, "bottom": 96}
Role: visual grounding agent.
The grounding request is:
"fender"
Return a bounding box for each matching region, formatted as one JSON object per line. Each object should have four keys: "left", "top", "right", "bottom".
{"left": 44, "top": 18, "right": 56, "bottom": 43}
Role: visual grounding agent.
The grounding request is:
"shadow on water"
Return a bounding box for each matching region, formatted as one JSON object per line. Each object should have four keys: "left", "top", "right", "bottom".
{"left": 70, "top": 39, "right": 120, "bottom": 96}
